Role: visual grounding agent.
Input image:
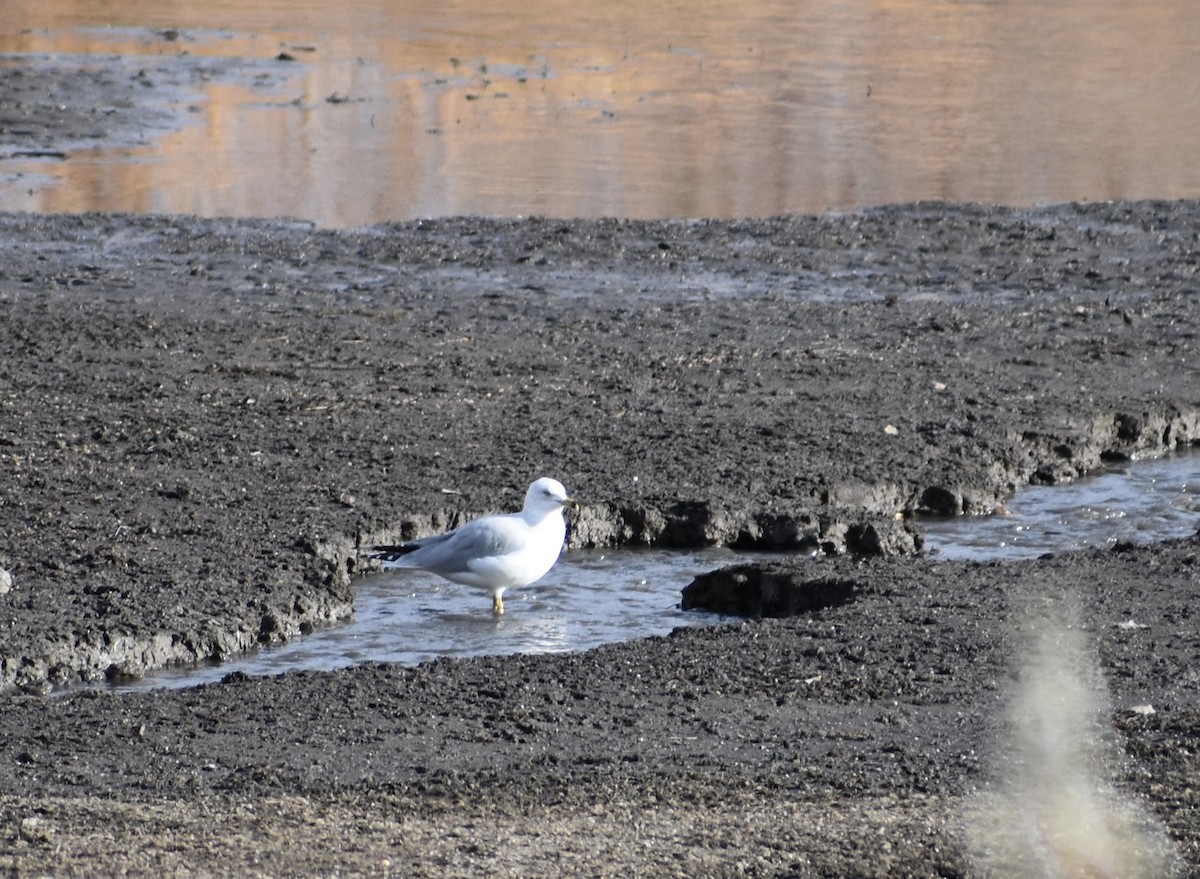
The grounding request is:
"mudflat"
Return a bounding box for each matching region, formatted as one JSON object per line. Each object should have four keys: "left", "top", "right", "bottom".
{"left": 1, "top": 59, "right": 1199, "bottom": 879}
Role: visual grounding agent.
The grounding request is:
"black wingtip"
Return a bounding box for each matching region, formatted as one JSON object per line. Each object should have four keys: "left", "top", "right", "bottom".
{"left": 369, "top": 544, "right": 418, "bottom": 562}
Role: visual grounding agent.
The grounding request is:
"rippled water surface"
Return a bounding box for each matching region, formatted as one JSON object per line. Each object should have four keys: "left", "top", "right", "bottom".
{"left": 3, "top": 0, "right": 1200, "bottom": 224}
{"left": 923, "top": 453, "right": 1200, "bottom": 561}
{"left": 111, "top": 454, "right": 1198, "bottom": 691}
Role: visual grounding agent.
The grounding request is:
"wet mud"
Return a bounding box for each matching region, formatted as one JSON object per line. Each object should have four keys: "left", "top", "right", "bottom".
{"left": 0, "top": 49, "right": 273, "bottom": 164}
{"left": 1, "top": 58, "right": 1200, "bottom": 879}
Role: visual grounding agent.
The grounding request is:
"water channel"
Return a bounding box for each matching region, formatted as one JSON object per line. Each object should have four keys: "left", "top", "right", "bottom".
{"left": 109, "top": 452, "right": 1198, "bottom": 691}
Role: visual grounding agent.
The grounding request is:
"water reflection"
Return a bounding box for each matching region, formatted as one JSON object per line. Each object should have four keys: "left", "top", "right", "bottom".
{"left": 2, "top": 0, "right": 1199, "bottom": 224}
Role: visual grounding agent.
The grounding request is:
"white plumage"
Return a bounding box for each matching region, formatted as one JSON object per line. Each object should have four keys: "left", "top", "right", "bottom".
{"left": 370, "top": 477, "right": 576, "bottom": 614}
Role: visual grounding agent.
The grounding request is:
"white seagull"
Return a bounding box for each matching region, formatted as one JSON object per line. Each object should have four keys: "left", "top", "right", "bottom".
{"left": 370, "top": 477, "right": 577, "bottom": 614}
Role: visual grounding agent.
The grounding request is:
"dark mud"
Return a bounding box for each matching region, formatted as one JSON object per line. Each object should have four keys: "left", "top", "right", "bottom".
{"left": 2, "top": 202, "right": 1198, "bottom": 691}
{"left": 2, "top": 58, "right": 1200, "bottom": 877}
{"left": 1, "top": 536, "right": 1198, "bottom": 877}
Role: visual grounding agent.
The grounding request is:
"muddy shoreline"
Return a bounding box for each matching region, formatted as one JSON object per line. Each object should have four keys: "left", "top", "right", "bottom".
{"left": 2, "top": 203, "right": 1199, "bottom": 688}
{"left": 1, "top": 45, "right": 1198, "bottom": 878}
{"left": 4, "top": 60, "right": 1200, "bottom": 871}
{"left": 1, "top": 202, "right": 1197, "bottom": 877}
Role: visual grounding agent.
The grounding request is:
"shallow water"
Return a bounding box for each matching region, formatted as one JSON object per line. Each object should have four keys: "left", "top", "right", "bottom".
{"left": 109, "top": 547, "right": 754, "bottom": 692}
{"left": 3, "top": 0, "right": 1200, "bottom": 224}
{"left": 109, "top": 453, "right": 1198, "bottom": 691}
{"left": 922, "top": 453, "right": 1200, "bottom": 562}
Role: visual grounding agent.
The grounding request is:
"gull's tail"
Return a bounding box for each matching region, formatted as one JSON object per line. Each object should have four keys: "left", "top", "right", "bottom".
{"left": 369, "top": 544, "right": 421, "bottom": 564}
{"left": 369, "top": 531, "right": 454, "bottom": 566}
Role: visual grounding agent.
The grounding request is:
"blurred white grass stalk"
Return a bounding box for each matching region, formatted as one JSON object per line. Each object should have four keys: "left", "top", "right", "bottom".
{"left": 968, "top": 614, "right": 1181, "bottom": 878}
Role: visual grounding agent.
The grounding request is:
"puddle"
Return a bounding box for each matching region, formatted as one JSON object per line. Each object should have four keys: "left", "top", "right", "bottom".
{"left": 105, "top": 453, "right": 1197, "bottom": 692}
{"left": 923, "top": 453, "right": 1199, "bottom": 562}
{"left": 107, "top": 547, "right": 756, "bottom": 692}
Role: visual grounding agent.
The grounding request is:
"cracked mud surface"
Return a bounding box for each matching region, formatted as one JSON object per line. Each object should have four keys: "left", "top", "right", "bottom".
{"left": 1, "top": 55, "right": 1200, "bottom": 879}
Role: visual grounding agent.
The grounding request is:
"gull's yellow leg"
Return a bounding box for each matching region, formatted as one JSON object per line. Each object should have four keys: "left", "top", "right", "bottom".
{"left": 492, "top": 593, "right": 504, "bottom": 615}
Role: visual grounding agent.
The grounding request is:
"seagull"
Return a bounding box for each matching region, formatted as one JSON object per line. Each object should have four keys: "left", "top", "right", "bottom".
{"left": 370, "top": 477, "right": 577, "bottom": 614}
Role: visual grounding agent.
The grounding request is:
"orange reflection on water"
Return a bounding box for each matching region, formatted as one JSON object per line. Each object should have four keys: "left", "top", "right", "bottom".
{"left": 2, "top": 0, "right": 1199, "bottom": 225}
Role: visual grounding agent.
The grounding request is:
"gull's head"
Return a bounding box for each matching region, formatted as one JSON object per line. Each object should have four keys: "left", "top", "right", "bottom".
{"left": 524, "top": 477, "right": 577, "bottom": 515}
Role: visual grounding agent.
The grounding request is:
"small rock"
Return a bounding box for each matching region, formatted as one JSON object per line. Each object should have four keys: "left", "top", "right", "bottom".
{"left": 20, "top": 815, "right": 52, "bottom": 844}
{"left": 1116, "top": 619, "right": 1148, "bottom": 630}
{"left": 0, "top": 567, "right": 12, "bottom": 594}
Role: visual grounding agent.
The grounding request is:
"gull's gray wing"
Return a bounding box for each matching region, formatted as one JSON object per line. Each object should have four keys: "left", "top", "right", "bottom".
{"left": 371, "top": 530, "right": 453, "bottom": 561}
{"left": 373, "top": 514, "right": 527, "bottom": 576}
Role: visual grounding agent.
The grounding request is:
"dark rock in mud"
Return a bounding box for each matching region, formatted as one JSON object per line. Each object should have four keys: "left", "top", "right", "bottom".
{"left": 681, "top": 563, "right": 862, "bottom": 616}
